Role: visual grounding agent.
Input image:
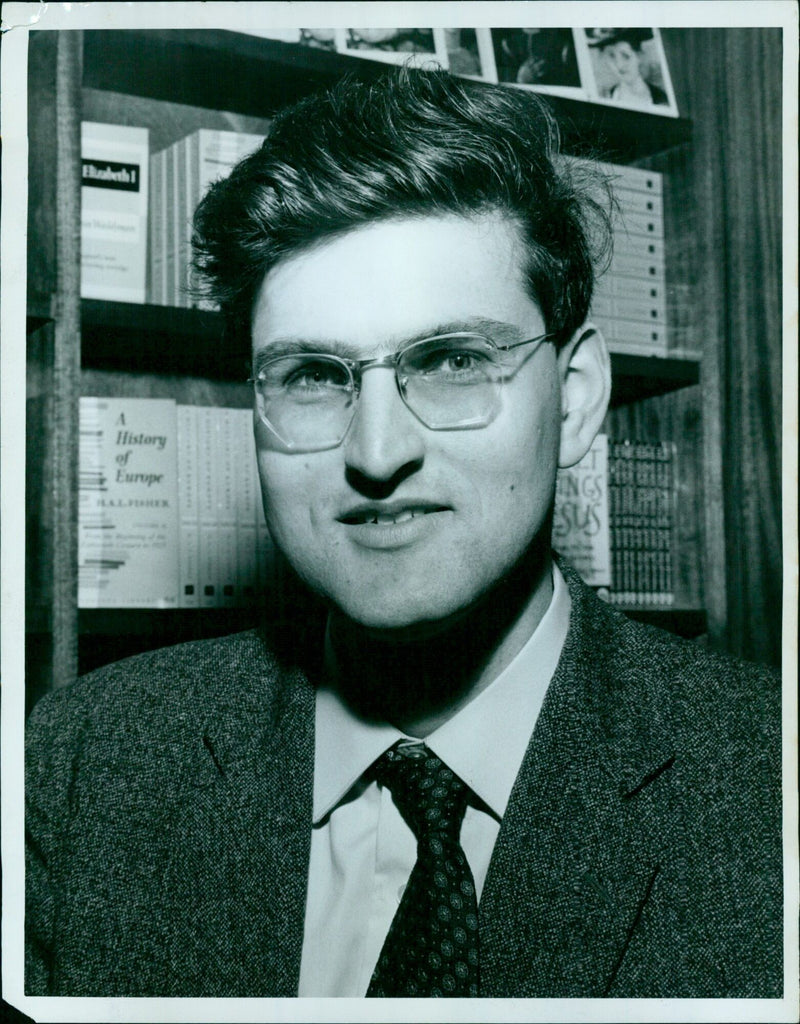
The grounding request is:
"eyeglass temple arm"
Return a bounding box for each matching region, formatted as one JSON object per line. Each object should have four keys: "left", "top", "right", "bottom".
{"left": 499, "top": 331, "right": 555, "bottom": 353}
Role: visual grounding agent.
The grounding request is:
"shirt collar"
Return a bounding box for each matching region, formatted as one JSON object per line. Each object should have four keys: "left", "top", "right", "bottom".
{"left": 313, "top": 564, "right": 571, "bottom": 823}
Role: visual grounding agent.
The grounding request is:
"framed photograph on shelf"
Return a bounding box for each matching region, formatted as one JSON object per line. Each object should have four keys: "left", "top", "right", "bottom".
{"left": 442, "top": 28, "right": 496, "bottom": 81}
{"left": 578, "top": 28, "right": 679, "bottom": 116}
{"left": 297, "top": 29, "right": 337, "bottom": 52}
{"left": 335, "top": 28, "right": 448, "bottom": 68}
{"left": 484, "top": 28, "right": 587, "bottom": 99}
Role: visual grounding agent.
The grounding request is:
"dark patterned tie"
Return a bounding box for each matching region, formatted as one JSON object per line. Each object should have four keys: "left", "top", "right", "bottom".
{"left": 366, "top": 742, "right": 480, "bottom": 997}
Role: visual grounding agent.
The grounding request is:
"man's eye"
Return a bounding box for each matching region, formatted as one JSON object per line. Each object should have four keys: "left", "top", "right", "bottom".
{"left": 281, "top": 359, "right": 349, "bottom": 390}
{"left": 445, "top": 351, "right": 480, "bottom": 372}
{"left": 410, "top": 345, "right": 492, "bottom": 378}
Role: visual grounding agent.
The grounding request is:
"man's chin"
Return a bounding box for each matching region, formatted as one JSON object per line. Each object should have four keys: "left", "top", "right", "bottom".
{"left": 328, "top": 586, "right": 508, "bottom": 646}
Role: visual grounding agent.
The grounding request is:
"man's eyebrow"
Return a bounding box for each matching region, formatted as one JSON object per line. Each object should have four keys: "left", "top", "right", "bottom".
{"left": 252, "top": 338, "right": 360, "bottom": 370}
{"left": 424, "top": 317, "right": 526, "bottom": 345}
{"left": 252, "top": 318, "right": 527, "bottom": 368}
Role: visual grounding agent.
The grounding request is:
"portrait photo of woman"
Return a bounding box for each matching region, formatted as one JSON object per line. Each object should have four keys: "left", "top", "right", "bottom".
{"left": 584, "top": 28, "right": 677, "bottom": 113}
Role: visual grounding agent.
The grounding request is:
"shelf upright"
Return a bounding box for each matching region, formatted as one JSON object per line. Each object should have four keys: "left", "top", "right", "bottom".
{"left": 26, "top": 30, "right": 84, "bottom": 710}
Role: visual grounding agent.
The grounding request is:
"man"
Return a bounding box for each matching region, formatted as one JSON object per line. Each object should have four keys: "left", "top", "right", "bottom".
{"left": 26, "top": 68, "right": 781, "bottom": 999}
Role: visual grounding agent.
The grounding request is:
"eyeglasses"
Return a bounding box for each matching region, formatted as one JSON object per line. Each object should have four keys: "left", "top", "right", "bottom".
{"left": 248, "top": 331, "right": 553, "bottom": 452}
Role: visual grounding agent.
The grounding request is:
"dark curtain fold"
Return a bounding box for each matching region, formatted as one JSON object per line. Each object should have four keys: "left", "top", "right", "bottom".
{"left": 663, "top": 28, "right": 783, "bottom": 666}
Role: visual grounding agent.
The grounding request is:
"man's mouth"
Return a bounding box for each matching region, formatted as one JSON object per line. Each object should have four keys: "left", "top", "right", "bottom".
{"left": 339, "top": 505, "right": 449, "bottom": 526}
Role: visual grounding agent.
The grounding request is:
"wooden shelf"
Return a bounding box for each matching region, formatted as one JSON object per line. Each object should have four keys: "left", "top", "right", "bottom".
{"left": 80, "top": 299, "right": 249, "bottom": 380}
{"left": 81, "top": 29, "right": 691, "bottom": 162}
{"left": 609, "top": 350, "right": 701, "bottom": 404}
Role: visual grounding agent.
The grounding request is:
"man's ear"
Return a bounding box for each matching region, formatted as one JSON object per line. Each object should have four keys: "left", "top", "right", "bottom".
{"left": 556, "top": 322, "right": 611, "bottom": 469}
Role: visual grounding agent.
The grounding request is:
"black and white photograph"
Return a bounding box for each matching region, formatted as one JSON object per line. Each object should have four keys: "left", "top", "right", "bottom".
{"left": 581, "top": 27, "right": 678, "bottom": 114}
{"left": 339, "top": 27, "right": 446, "bottom": 67}
{"left": 489, "top": 28, "right": 585, "bottom": 96}
{"left": 0, "top": 2, "right": 796, "bottom": 1021}
{"left": 442, "top": 27, "right": 491, "bottom": 80}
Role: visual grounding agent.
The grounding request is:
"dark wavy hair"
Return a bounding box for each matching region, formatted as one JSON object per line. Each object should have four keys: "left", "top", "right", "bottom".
{"left": 192, "top": 66, "right": 612, "bottom": 355}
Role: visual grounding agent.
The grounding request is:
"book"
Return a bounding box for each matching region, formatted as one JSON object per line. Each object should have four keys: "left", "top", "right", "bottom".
{"left": 148, "top": 148, "right": 166, "bottom": 305}
{"left": 177, "top": 404, "right": 200, "bottom": 608}
{"left": 81, "top": 122, "right": 149, "bottom": 303}
{"left": 552, "top": 433, "right": 611, "bottom": 587}
{"left": 148, "top": 129, "right": 264, "bottom": 307}
{"left": 78, "top": 397, "right": 179, "bottom": 607}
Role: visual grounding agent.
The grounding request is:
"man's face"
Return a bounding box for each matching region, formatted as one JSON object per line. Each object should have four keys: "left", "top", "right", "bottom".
{"left": 251, "top": 212, "right": 564, "bottom": 635}
{"left": 605, "top": 42, "right": 640, "bottom": 82}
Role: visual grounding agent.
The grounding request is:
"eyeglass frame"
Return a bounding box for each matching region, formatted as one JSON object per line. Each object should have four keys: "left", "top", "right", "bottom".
{"left": 247, "top": 330, "right": 555, "bottom": 453}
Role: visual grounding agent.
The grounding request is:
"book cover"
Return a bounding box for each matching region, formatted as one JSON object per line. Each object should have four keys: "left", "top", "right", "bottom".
{"left": 78, "top": 397, "right": 179, "bottom": 607}
{"left": 552, "top": 433, "right": 611, "bottom": 587}
{"left": 81, "top": 122, "right": 149, "bottom": 303}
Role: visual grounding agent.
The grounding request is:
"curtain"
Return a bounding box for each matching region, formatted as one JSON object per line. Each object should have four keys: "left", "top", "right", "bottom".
{"left": 662, "top": 28, "right": 783, "bottom": 666}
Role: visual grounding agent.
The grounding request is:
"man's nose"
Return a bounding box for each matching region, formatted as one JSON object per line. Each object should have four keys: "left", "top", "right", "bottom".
{"left": 343, "top": 366, "right": 425, "bottom": 483}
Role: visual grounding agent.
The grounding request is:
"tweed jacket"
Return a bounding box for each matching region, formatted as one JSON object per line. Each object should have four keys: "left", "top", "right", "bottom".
{"left": 25, "top": 566, "right": 783, "bottom": 998}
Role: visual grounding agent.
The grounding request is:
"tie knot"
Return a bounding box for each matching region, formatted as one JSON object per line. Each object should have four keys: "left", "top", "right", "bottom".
{"left": 372, "top": 742, "right": 469, "bottom": 841}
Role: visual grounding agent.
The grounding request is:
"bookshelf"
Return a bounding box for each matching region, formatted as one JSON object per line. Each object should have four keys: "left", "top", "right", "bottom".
{"left": 26, "top": 28, "right": 712, "bottom": 709}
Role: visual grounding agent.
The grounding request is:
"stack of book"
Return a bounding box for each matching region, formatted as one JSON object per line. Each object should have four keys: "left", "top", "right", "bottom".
{"left": 592, "top": 161, "right": 667, "bottom": 356}
{"left": 553, "top": 433, "right": 677, "bottom": 606}
{"left": 566, "top": 157, "right": 667, "bottom": 357}
{"left": 608, "top": 439, "right": 676, "bottom": 607}
{"left": 78, "top": 397, "right": 270, "bottom": 609}
{"left": 79, "top": 401, "right": 678, "bottom": 611}
{"left": 149, "top": 129, "right": 264, "bottom": 307}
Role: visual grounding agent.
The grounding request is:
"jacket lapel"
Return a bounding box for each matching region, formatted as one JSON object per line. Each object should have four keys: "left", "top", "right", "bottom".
{"left": 159, "top": 650, "right": 315, "bottom": 996}
{"left": 480, "top": 570, "right": 677, "bottom": 997}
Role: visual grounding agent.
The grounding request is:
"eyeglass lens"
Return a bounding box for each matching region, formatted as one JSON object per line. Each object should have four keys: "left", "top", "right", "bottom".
{"left": 253, "top": 334, "right": 518, "bottom": 450}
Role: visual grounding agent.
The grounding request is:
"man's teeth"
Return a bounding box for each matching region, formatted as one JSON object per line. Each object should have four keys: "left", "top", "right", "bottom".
{"left": 363, "top": 509, "right": 427, "bottom": 525}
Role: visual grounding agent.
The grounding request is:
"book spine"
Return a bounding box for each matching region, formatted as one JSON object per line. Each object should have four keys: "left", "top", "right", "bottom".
{"left": 216, "top": 407, "right": 239, "bottom": 607}
{"left": 148, "top": 148, "right": 163, "bottom": 305}
{"left": 197, "top": 406, "right": 220, "bottom": 608}
{"left": 235, "top": 409, "right": 259, "bottom": 608}
{"left": 615, "top": 186, "right": 664, "bottom": 218}
{"left": 164, "top": 141, "right": 177, "bottom": 307}
{"left": 175, "top": 135, "right": 189, "bottom": 308}
{"left": 177, "top": 404, "right": 200, "bottom": 608}
{"left": 186, "top": 132, "right": 199, "bottom": 309}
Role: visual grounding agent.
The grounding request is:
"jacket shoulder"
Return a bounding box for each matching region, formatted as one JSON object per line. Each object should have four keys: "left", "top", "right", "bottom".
{"left": 25, "top": 630, "right": 291, "bottom": 801}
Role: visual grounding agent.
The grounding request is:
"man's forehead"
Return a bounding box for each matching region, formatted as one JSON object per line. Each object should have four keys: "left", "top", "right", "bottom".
{"left": 250, "top": 211, "right": 539, "bottom": 355}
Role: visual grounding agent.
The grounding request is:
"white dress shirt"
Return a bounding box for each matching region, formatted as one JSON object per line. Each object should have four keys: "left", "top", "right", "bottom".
{"left": 297, "top": 565, "right": 571, "bottom": 996}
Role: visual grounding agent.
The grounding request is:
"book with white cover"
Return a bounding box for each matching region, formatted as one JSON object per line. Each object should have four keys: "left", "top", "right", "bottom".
{"left": 81, "top": 122, "right": 149, "bottom": 303}
{"left": 78, "top": 397, "right": 179, "bottom": 607}
{"left": 552, "top": 433, "right": 611, "bottom": 587}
